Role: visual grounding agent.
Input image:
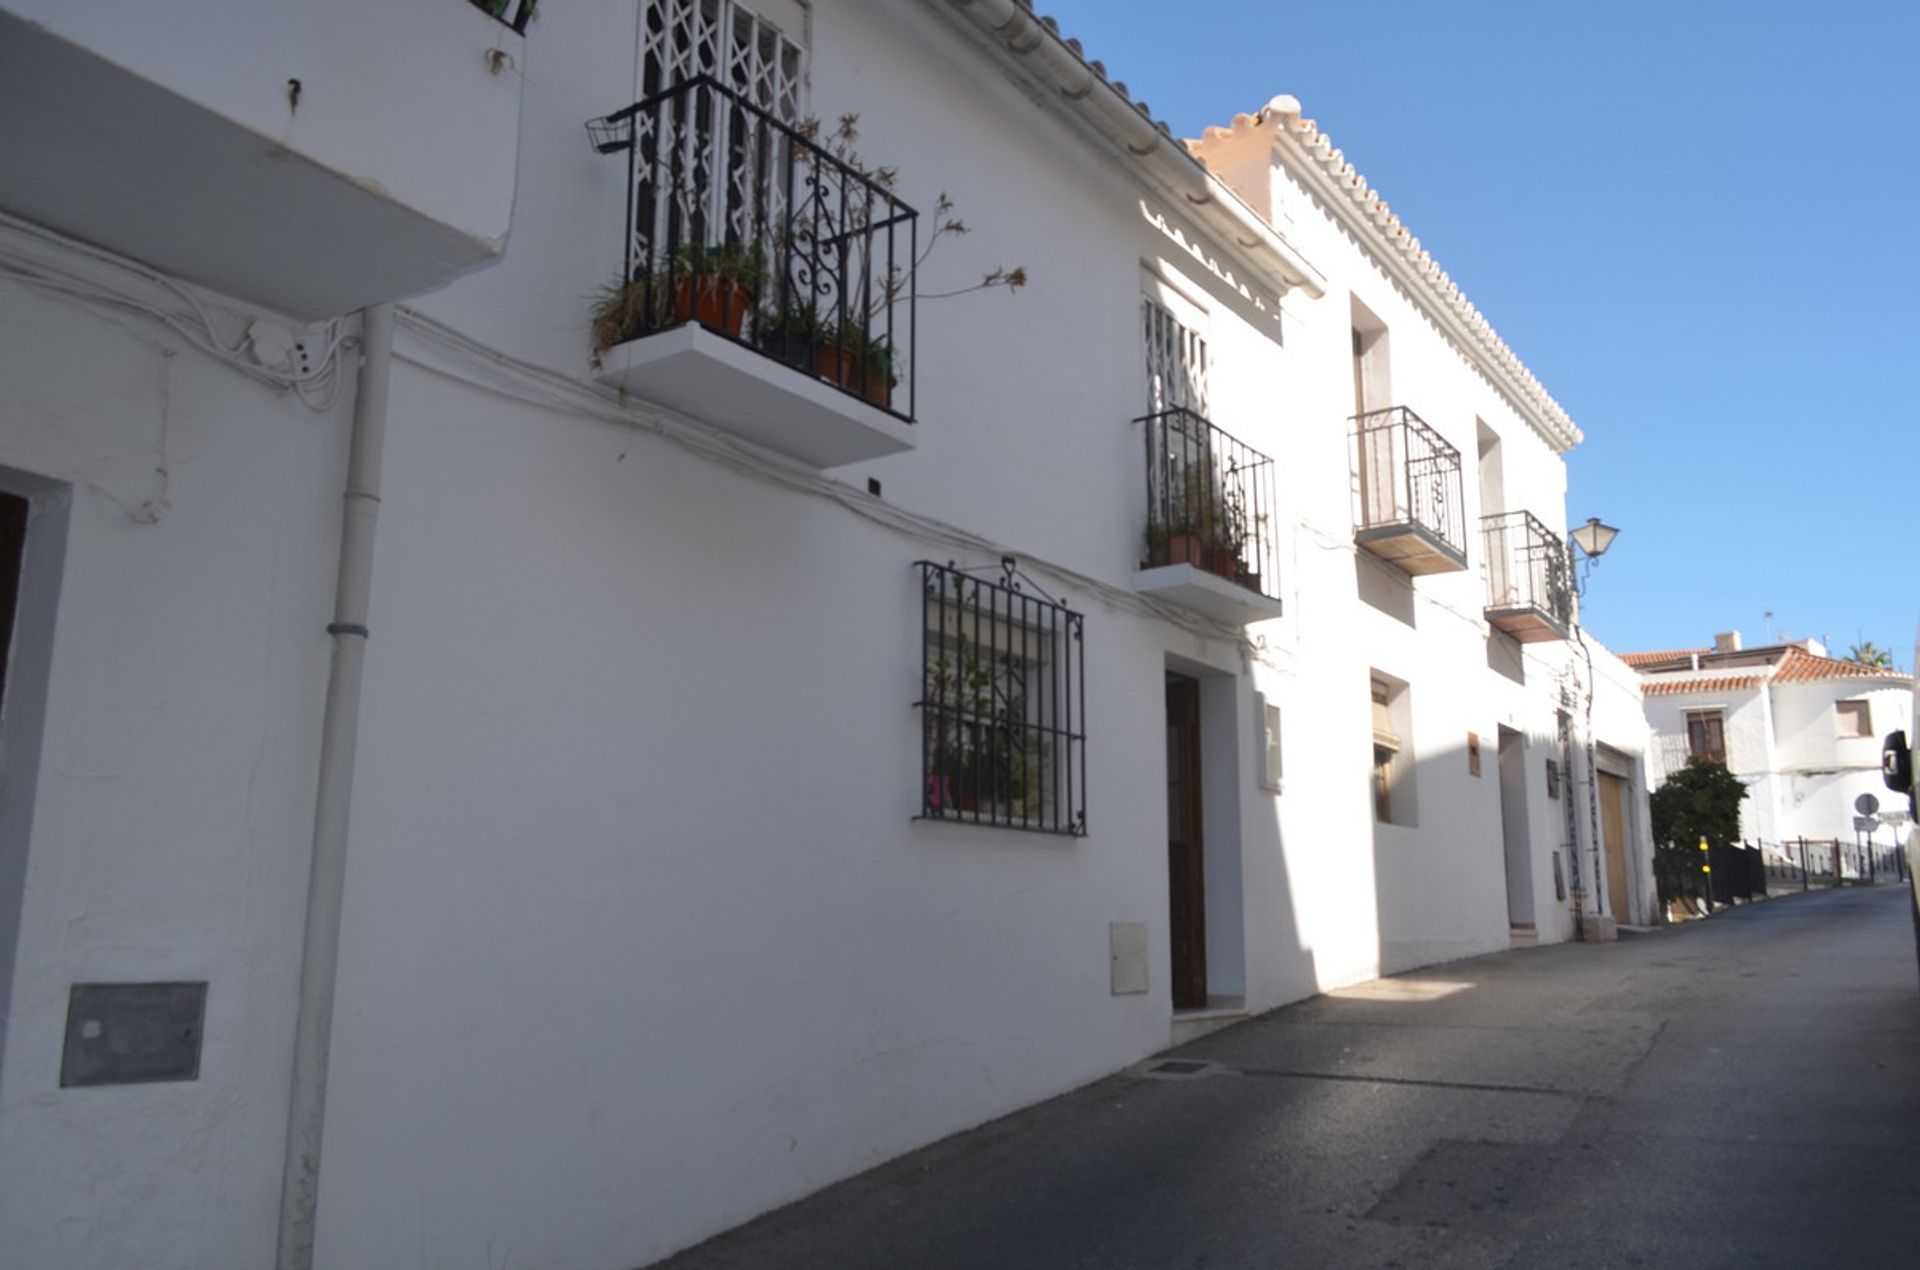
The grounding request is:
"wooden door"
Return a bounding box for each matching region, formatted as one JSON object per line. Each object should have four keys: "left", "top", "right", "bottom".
{"left": 1599, "top": 770, "right": 1630, "bottom": 922}
{"left": 1167, "top": 675, "right": 1206, "bottom": 1009}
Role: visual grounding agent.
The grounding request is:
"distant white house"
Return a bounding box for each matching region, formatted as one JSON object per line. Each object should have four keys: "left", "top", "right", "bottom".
{"left": 0, "top": 2, "right": 1654, "bottom": 1267}
{"left": 1629, "top": 632, "right": 1912, "bottom": 853}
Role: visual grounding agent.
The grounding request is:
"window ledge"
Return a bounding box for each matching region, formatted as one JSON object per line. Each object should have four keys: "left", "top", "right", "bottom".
{"left": 593, "top": 325, "right": 916, "bottom": 469}
{"left": 1134, "top": 563, "right": 1284, "bottom": 625}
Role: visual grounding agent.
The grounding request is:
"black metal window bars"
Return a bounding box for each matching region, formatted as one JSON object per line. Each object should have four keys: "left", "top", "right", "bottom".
{"left": 1350, "top": 405, "right": 1466, "bottom": 555}
{"left": 468, "top": 0, "right": 535, "bottom": 34}
{"left": 1481, "top": 510, "right": 1573, "bottom": 627}
{"left": 917, "top": 561, "right": 1087, "bottom": 837}
{"left": 1139, "top": 408, "right": 1280, "bottom": 601}
{"left": 588, "top": 75, "right": 918, "bottom": 421}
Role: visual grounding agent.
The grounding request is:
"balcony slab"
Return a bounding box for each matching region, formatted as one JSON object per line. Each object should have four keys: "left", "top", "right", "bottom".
{"left": 1487, "top": 605, "right": 1571, "bottom": 643}
{"left": 0, "top": 7, "right": 517, "bottom": 320}
{"left": 1134, "top": 563, "right": 1284, "bottom": 625}
{"left": 1356, "top": 522, "right": 1468, "bottom": 576}
{"left": 594, "top": 324, "right": 915, "bottom": 469}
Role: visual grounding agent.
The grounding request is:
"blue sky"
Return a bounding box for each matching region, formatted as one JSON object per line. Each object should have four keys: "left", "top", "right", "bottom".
{"left": 1037, "top": 0, "right": 1920, "bottom": 666}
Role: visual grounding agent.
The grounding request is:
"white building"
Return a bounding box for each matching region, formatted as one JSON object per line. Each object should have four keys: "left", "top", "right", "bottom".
{"left": 0, "top": 3, "right": 1652, "bottom": 1267}
{"left": 1630, "top": 633, "right": 1913, "bottom": 852}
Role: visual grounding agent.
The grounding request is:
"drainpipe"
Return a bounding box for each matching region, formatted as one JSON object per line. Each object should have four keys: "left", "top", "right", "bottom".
{"left": 274, "top": 302, "right": 393, "bottom": 1270}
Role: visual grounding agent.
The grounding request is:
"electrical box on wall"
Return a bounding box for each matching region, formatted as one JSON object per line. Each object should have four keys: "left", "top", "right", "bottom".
{"left": 60, "top": 982, "right": 207, "bottom": 1087}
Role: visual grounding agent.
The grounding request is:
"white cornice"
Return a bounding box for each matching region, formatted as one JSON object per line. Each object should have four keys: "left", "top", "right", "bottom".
{"left": 1193, "top": 98, "right": 1584, "bottom": 454}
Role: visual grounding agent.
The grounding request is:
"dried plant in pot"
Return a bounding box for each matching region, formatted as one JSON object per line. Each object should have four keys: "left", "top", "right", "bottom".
{"left": 587, "top": 240, "right": 765, "bottom": 368}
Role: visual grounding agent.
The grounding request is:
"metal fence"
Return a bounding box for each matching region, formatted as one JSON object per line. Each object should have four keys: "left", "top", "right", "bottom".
{"left": 1481, "top": 510, "right": 1573, "bottom": 629}
{"left": 468, "top": 0, "right": 536, "bottom": 34}
{"left": 589, "top": 75, "right": 919, "bottom": 420}
{"left": 1139, "top": 408, "right": 1279, "bottom": 601}
{"left": 1350, "top": 405, "right": 1466, "bottom": 555}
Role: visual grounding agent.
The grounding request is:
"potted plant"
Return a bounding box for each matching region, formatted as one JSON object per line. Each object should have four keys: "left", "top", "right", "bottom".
{"left": 1148, "top": 466, "right": 1244, "bottom": 579}
{"left": 668, "top": 240, "right": 763, "bottom": 338}
{"left": 587, "top": 240, "right": 763, "bottom": 368}
{"left": 757, "top": 298, "right": 822, "bottom": 371}
{"left": 816, "top": 318, "right": 896, "bottom": 409}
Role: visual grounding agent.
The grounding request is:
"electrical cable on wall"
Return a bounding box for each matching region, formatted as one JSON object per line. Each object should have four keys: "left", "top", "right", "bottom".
{"left": 0, "top": 210, "right": 347, "bottom": 402}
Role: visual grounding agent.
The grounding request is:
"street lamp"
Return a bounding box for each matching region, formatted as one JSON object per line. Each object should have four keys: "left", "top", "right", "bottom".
{"left": 1570, "top": 517, "right": 1620, "bottom": 593}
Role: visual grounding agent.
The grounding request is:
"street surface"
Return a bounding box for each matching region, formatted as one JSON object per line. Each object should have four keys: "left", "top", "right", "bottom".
{"left": 655, "top": 886, "right": 1920, "bottom": 1269}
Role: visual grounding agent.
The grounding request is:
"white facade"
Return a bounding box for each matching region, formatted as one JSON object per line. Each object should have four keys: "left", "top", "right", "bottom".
{"left": 0, "top": 3, "right": 1653, "bottom": 1267}
{"left": 1635, "top": 635, "right": 1913, "bottom": 851}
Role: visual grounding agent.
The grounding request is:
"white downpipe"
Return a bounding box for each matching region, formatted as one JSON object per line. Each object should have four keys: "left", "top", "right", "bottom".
{"left": 274, "top": 303, "right": 393, "bottom": 1270}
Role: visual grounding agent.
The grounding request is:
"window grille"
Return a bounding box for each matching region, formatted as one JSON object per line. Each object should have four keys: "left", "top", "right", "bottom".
{"left": 641, "top": 0, "right": 804, "bottom": 120}
{"left": 1143, "top": 298, "right": 1208, "bottom": 416}
{"left": 917, "top": 560, "right": 1087, "bottom": 837}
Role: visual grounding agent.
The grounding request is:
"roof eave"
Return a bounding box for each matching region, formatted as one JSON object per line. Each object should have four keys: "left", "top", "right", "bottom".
{"left": 926, "top": 0, "right": 1327, "bottom": 301}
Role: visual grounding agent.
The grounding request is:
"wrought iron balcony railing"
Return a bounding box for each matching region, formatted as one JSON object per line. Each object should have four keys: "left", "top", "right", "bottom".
{"left": 1139, "top": 408, "right": 1280, "bottom": 601}
{"left": 588, "top": 76, "right": 918, "bottom": 421}
{"left": 468, "top": 0, "right": 535, "bottom": 34}
{"left": 1481, "top": 510, "right": 1573, "bottom": 641}
{"left": 1350, "top": 405, "right": 1467, "bottom": 574}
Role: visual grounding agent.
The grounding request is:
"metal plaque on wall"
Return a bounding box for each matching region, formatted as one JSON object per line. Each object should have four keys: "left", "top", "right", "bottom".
{"left": 60, "top": 981, "right": 207, "bottom": 1087}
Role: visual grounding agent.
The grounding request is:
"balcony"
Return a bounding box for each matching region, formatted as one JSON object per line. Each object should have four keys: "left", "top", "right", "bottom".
{"left": 0, "top": 1, "right": 522, "bottom": 320}
{"left": 1482, "top": 511, "right": 1573, "bottom": 642}
{"left": 1350, "top": 406, "right": 1468, "bottom": 575}
{"left": 588, "top": 76, "right": 918, "bottom": 469}
{"left": 1134, "top": 409, "right": 1284, "bottom": 625}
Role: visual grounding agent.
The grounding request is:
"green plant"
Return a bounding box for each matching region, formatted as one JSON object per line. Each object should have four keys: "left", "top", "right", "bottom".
{"left": 1649, "top": 759, "right": 1748, "bottom": 909}
{"left": 587, "top": 240, "right": 767, "bottom": 367}
{"left": 1147, "top": 464, "right": 1245, "bottom": 564}
{"left": 671, "top": 240, "right": 765, "bottom": 292}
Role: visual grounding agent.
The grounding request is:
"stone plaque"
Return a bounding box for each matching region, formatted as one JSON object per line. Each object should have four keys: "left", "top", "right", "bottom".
{"left": 61, "top": 982, "right": 207, "bottom": 1087}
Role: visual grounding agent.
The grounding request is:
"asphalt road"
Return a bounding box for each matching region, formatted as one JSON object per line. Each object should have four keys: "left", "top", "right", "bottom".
{"left": 655, "top": 886, "right": 1920, "bottom": 1269}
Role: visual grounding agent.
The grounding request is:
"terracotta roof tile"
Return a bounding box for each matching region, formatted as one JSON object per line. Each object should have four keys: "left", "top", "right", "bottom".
{"left": 1772, "top": 648, "right": 1909, "bottom": 685}
{"left": 1642, "top": 676, "right": 1767, "bottom": 697}
{"left": 1619, "top": 648, "right": 1710, "bottom": 669}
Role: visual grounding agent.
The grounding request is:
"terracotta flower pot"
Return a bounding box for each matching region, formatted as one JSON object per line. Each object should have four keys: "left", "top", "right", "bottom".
{"left": 1165, "top": 534, "right": 1207, "bottom": 567}
{"left": 673, "top": 276, "right": 752, "bottom": 337}
{"left": 813, "top": 342, "right": 894, "bottom": 409}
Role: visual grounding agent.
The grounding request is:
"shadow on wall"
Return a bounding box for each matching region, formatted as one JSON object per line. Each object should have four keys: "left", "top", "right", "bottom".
{"left": 1355, "top": 553, "right": 1415, "bottom": 628}
{"left": 1369, "top": 735, "right": 1523, "bottom": 978}
{"left": 1486, "top": 630, "right": 1526, "bottom": 686}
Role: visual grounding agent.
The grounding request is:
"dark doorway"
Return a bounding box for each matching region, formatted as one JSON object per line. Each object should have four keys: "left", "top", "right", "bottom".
{"left": 1167, "top": 673, "right": 1206, "bottom": 1009}
{"left": 0, "top": 492, "right": 26, "bottom": 716}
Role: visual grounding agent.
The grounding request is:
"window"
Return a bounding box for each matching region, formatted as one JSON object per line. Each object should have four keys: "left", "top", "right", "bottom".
{"left": 1467, "top": 731, "right": 1482, "bottom": 777}
{"left": 1545, "top": 758, "right": 1560, "bottom": 800}
{"left": 1370, "top": 674, "right": 1413, "bottom": 824}
{"left": 1836, "top": 700, "right": 1871, "bottom": 739}
{"left": 1257, "top": 694, "right": 1282, "bottom": 792}
{"left": 1685, "top": 709, "right": 1727, "bottom": 765}
{"left": 917, "top": 561, "right": 1086, "bottom": 836}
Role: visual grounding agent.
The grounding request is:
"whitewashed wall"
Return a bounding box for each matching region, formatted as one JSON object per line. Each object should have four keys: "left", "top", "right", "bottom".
{"left": 0, "top": 2, "right": 1632, "bottom": 1267}
{"left": 0, "top": 275, "right": 345, "bottom": 1269}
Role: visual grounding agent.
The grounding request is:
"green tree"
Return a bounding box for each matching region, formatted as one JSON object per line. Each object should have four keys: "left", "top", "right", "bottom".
{"left": 1649, "top": 759, "right": 1748, "bottom": 907}
{"left": 1847, "top": 639, "right": 1893, "bottom": 669}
